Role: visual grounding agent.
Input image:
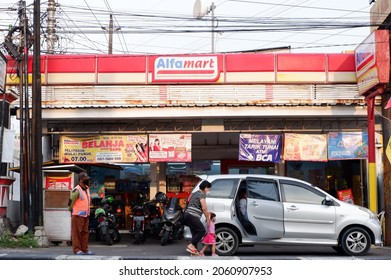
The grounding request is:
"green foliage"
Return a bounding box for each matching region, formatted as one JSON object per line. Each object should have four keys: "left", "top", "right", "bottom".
{"left": 0, "top": 230, "right": 38, "bottom": 248}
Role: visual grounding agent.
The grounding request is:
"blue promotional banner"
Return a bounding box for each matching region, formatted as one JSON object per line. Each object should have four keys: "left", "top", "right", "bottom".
{"left": 328, "top": 132, "right": 368, "bottom": 160}
{"left": 239, "top": 134, "right": 282, "bottom": 162}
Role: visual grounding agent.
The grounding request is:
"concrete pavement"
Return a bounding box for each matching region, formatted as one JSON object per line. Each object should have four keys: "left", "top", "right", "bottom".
{"left": 0, "top": 233, "right": 390, "bottom": 260}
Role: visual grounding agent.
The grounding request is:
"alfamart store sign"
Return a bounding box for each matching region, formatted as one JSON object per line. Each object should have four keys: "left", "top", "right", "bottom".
{"left": 354, "top": 30, "right": 390, "bottom": 95}
{"left": 152, "top": 55, "right": 221, "bottom": 82}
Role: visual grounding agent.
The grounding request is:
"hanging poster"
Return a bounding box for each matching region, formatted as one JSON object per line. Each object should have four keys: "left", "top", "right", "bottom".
{"left": 284, "top": 133, "right": 328, "bottom": 161}
{"left": 239, "top": 134, "right": 282, "bottom": 162}
{"left": 337, "top": 188, "right": 354, "bottom": 204}
{"left": 149, "top": 134, "right": 192, "bottom": 162}
{"left": 328, "top": 132, "right": 368, "bottom": 160}
{"left": 45, "top": 175, "right": 72, "bottom": 190}
{"left": 59, "top": 135, "right": 148, "bottom": 163}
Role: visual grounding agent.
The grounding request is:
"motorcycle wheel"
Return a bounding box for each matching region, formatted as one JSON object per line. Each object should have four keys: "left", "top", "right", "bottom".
{"left": 95, "top": 230, "right": 101, "bottom": 241}
{"left": 161, "top": 229, "right": 170, "bottom": 246}
{"left": 134, "top": 228, "right": 145, "bottom": 244}
{"left": 114, "top": 229, "right": 121, "bottom": 243}
{"left": 105, "top": 230, "right": 114, "bottom": 246}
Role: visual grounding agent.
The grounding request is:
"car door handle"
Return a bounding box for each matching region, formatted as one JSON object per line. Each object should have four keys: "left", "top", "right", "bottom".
{"left": 250, "top": 201, "right": 260, "bottom": 207}
{"left": 286, "top": 205, "right": 299, "bottom": 211}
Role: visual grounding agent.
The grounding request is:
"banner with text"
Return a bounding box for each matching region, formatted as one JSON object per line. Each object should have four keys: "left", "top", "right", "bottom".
{"left": 149, "top": 134, "right": 192, "bottom": 162}
{"left": 328, "top": 132, "right": 368, "bottom": 160}
{"left": 45, "top": 175, "right": 72, "bottom": 190}
{"left": 59, "top": 135, "right": 149, "bottom": 163}
{"left": 239, "top": 134, "right": 282, "bottom": 162}
{"left": 284, "top": 133, "right": 328, "bottom": 161}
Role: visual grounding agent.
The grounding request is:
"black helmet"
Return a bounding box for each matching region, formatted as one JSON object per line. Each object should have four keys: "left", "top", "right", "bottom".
{"left": 155, "top": 191, "right": 168, "bottom": 203}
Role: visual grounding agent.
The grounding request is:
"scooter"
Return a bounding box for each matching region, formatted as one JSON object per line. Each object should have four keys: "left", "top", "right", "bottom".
{"left": 94, "top": 196, "right": 121, "bottom": 245}
{"left": 160, "top": 196, "right": 184, "bottom": 246}
{"left": 145, "top": 200, "right": 163, "bottom": 239}
{"left": 129, "top": 194, "right": 148, "bottom": 244}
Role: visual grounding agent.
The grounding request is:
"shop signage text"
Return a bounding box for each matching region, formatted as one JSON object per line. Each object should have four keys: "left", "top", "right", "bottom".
{"left": 152, "top": 56, "right": 220, "bottom": 82}
{"left": 354, "top": 30, "right": 390, "bottom": 95}
{"left": 239, "top": 134, "right": 282, "bottom": 162}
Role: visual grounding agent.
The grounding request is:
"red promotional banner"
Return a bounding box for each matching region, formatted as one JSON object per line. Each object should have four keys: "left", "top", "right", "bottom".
{"left": 149, "top": 134, "right": 192, "bottom": 162}
{"left": 45, "top": 175, "right": 72, "bottom": 190}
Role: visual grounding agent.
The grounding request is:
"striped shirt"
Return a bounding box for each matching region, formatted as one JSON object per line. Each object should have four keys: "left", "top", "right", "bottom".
{"left": 185, "top": 191, "right": 206, "bottom": 218}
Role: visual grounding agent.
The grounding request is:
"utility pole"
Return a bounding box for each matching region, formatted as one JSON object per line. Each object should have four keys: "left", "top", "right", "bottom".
{"left": 16, "top": 0, "right": 31, "bottom": 228}
{"left": 108, "top": 14, "right": 113, "bottom": 54}
{"left": 21, "top": 0, "right": 34, "bottom": 231}
{"left": 102, "top": 14, "right": 120, "bottom": 54}
{"left": 32, "top": 0, "right": 43, "bottom": 227}
{"left": 211, "top": 3, "right": 216, "bottom": 53}
{"left": 46, "top": 0, "right": 56, "bottom": 54}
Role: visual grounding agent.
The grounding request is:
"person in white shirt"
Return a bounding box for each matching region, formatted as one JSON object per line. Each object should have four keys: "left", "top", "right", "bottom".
{"left": 239, "top": 189, "right": 249, "bottom": 221}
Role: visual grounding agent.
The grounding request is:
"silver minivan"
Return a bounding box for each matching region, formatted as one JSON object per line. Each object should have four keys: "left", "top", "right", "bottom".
{"left": 184, "top": 174, "right": 383, "bottom": 256}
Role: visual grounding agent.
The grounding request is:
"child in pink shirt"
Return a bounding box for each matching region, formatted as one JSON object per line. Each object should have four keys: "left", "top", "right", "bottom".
{"left": 199, "top": 212, "right": 217, "bottom": 256}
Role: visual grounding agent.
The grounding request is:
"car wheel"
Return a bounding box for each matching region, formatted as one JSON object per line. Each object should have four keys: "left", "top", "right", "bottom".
{"left": 340, "top": 227, "right": 371, "bottom": 256}
{"left": 215, "top": 227, "right": 239, "bottom": 256}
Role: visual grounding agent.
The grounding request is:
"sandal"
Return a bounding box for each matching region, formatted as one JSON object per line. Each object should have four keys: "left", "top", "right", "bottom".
{"left": 186, "top": 248, "right": 199, "bottom": 255}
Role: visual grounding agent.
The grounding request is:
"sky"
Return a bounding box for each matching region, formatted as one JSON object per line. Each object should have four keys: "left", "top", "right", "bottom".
{"left": 0, "top": 0, "right": 375, "bottom": 55}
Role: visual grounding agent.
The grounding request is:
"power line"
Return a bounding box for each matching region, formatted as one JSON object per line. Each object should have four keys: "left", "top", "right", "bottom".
{"left": 0, "top": 1, "right": 379, "bottom": 54}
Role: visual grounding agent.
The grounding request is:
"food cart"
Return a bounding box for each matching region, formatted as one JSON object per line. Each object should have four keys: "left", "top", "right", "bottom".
{"left": 42, "top": 165, "right": 85, "bottom": 243}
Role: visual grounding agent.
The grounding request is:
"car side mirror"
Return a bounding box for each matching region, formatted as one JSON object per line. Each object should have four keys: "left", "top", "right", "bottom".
{"left": 322, "top": 196, "right": 333, "bottom": 206}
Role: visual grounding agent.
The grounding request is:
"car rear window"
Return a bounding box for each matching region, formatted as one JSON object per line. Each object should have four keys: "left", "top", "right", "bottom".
{"left": 208, "top": 178, "right": 239, "bottom": 198}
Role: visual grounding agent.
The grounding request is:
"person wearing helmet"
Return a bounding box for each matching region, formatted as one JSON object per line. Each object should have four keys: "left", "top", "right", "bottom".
{"left": 68, "top": 172, "right": 95, "bottom": 255}
{"left": 155, "top": 192, "right": 168, "bottom": 204}
{"left": 94, "top": 207, "right": 106, "bottom": 218}
{"left": 106, "top": 195, "right": 114, "bottom": 204}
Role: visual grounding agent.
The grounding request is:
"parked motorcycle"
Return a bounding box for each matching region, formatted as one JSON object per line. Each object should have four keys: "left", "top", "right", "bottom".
{"left": 160, "top": 196, "right": 184, "bottom": 246}
{"left": 94, "top": 196, "right": 121, "bottom": 246}
{"left": 129, "top": 193, "right": 148, "bottom": 244}
{"left": 145, "top": 200, "right": 163, "bottom": 239}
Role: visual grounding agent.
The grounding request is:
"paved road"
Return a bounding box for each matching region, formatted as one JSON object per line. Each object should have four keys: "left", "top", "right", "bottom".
{"left": 0, "top": 233, "right": 390, "bottom": 260}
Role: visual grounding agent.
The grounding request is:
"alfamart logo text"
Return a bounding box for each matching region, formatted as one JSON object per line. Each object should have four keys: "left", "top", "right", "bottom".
{"left": 153, "top": 56, "right": 219, "bottom": 81}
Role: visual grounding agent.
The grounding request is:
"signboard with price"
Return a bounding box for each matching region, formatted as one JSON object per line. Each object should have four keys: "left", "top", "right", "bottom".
{"left": 59, "top": 134, "right": 148, "bottom": 163}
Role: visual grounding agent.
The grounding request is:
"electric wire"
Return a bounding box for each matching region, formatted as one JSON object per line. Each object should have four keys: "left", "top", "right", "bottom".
{"left": 84, "top": 0, "right": 108, "bottom": 47}
{"left": 103, "top": 0, "right": 128, "bottom": 53}
{"left": 0, "top": 1, "right": 386, "bottom": 54}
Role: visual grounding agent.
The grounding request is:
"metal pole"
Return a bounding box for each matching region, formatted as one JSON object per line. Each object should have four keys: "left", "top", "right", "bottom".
{"left": 108, "top": 14, "right": 113, "bottom": 54}
{"left": 367, "top": 96, "right": 377, "bottom": 214}
{"left": 211, "top": 3, "right": 215, "bottom": 53}
{"left": 0, "top": 88, "right": 6, "bottom": 175}
{"left": 21, "top": 1, "right": 33, "bottom": 230}
{"left": 46, "top": 0, "right": 56, "bottom": 54}
{"left": 33, "top": 0, "right": 43, "bottom": 226}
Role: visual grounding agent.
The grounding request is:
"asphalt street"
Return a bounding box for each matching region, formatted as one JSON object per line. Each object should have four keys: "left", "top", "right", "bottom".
{"left": 0, "top": 233, "right": 390, "bottom": 260}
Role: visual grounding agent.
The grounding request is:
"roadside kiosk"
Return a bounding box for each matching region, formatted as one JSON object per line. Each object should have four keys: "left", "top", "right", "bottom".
{"left": 43, "top": 165, "right": 85, "bottom": 244}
